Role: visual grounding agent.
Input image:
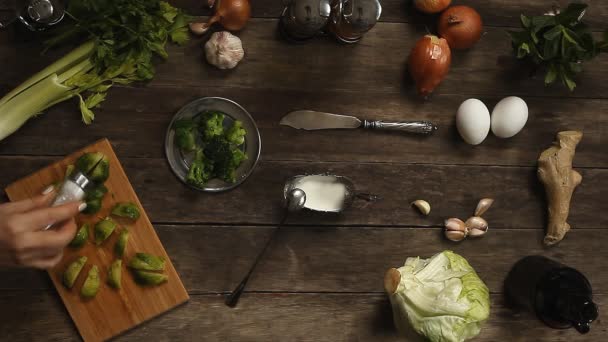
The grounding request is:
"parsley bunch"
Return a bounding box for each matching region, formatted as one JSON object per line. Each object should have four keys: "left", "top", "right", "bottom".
{"left": 0, "top": 1, "right": 192, "bottom": 141}
{"left": 509, "top": 3, "right": 608, "bottom": 91}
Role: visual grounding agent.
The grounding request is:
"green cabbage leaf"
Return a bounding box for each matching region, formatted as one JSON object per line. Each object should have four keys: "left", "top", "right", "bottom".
{"left": 388, "top": 251, "right": 490, "bottom": 342}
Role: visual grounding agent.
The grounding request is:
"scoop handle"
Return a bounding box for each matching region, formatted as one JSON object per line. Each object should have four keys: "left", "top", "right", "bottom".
{"left": 362, "top": 120, "right": 437, "bottom": 135}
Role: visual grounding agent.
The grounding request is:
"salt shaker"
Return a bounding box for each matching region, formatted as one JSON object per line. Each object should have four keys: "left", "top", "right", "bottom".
{"left": 0, "top": 0, "right": 65, "bottom": 31}
{"left": 44, "top": 171, "right": 90, "bottom": 230}
{"left": 328, "top": 0, "right": 382, "bottom": 43}
{"left": 279, "top": 0, "right": 331, "bottom": 41}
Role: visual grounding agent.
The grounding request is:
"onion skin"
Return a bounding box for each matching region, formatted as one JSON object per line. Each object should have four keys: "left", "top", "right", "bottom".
{"left": 202, "top": 0, "right": 251, "bottom": 32}
{"left": 408, "top": 35, "right": 452, "bottom": 98}
{"left": 414, "top": 0, "right": 451, "bottom": 14}
{"left": 438, "top": 6, "right": 483, "bottom": 50}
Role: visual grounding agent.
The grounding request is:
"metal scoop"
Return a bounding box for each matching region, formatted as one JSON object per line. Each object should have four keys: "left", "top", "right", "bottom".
{"left": 225, "top": 188, "right": 306, "bottom": 307}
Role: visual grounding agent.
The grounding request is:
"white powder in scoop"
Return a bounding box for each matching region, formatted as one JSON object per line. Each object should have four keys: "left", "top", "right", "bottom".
{"left": 293, "top": 175, "right": 347, "bottom": 212}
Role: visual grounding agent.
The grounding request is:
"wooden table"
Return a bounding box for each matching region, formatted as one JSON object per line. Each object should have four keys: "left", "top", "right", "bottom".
{"left": 1, "top": 0, "right": 607, "bottom": 340}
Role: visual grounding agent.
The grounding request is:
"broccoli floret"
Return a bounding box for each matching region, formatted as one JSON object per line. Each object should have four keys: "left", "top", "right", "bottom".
{"left": 173, "top": 119, "right": 198, "bottom": 152}
{"left": 200, "top": 112, "right": 225, "bottom": 139}
{"left": 225, "top": 120, "right": 246, "bottom": 146}
{"left": 204, "top": 137, "right": 247, "bottom": 183}
{"left": 186, "top": 149, "right": 213, "bottom": 188}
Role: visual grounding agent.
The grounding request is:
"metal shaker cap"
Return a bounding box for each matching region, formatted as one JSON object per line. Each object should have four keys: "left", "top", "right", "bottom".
{"left": 333, "top": 0, "right": 382, "bottom": 34}
{"left": 291, "top": 0, "right": 331, "bottom": 31}
{"left": 27, "top": 0, "right": 55, "bottom": 22}
{"left": 70, "top": 171, "right": 91, "bottom": 190}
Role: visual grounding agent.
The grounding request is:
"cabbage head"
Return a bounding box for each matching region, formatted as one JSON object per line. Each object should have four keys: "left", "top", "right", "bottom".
{"left": 386, "top": 250, "right": 490, "bottom": 342}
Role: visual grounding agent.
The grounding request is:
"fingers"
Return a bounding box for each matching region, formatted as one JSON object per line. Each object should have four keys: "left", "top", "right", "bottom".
{"left": 22, "top": 219, "right": 79, "bottom": 251}
{"left": 16, "top": 201, "right": 84, "bottom": 232}
{"left": 27, "top": 251, "right": 64, "bottom": 270}
{"left": 0, "top": 187, "right": 56, "bottom": 215}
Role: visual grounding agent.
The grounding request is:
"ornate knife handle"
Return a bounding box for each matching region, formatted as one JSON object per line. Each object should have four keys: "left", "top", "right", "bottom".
{"left": 362, "top": 120, "right": 437, "bottom": 135}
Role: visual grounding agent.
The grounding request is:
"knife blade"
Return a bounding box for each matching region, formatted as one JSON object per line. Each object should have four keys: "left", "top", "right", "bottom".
{"left": 280, "top": 110, "right": 437, "bottom": 134}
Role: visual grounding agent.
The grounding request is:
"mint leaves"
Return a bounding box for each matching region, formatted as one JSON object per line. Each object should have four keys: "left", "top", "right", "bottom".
{"left": 509, "top": 3, "right": 608, "bottom": 91}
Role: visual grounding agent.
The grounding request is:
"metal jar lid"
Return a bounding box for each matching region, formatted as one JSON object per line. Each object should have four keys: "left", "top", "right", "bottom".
{"left": 280, "top": 0, "right": 331, "bottom": 40}
{"left": 330, "top": 0, "right": 382, "bottom": 42}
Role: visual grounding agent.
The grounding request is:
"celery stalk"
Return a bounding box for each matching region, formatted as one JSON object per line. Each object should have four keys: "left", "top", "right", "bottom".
{"left": 0, "top": 41, "right": 95, "bottom": 141}
{"left": 0, "top": 41, "right": 94, "bottom": 108}
{"left": 0, "top": 75, "right": 71, "bottom": 140}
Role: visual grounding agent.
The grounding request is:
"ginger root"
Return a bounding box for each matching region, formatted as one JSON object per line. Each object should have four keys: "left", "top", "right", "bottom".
{"left": 537, "top": 131, "right": 583, "bottom": 246}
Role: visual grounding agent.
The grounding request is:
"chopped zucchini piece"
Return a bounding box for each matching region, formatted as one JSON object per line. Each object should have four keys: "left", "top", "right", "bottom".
{"left": 94, "top": 218, "right": 116, "bottom": 245}
{"left": 69, "top": 224, "right": 89, "bottom": 248}
{"left": 107, "top": 260, "right": 122, "bottom": 289}
{"left": 111, "top": 202, "right": 141, "bottom": 220}
{"left": 81, "top": 265, "right": 100, "bottom": 298}
{"left": 132, "top": 269, "right": 168, "bottom": 286}
{"left": 63, "top": 256, "right": 87, "bottom": 289}
{"left": 114, "top": 229, "right": 130, "bottom": 258}
{"left": 128, "top": 253, "right": 166, "bottom": 271}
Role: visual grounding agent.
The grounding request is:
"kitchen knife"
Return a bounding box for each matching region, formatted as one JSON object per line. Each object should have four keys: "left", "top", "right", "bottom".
{"left": 280, "top": 110, "right": 437, "bottom": 134}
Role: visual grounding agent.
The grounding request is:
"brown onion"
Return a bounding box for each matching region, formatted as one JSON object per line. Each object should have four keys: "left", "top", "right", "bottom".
{"left": 414, "top": 0, "right": 451, "bottom": 14}
{"left": 438, "top": 6, "right": 483, "bottom": 50}
{"left": 408, "top": 35, "right": 451, "bottom": 98}
{"left": 190, "top": 0, "right": 251, "bottom": 35}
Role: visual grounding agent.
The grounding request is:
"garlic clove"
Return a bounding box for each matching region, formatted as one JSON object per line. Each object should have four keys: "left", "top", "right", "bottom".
{"left": 474, "top": 198, "right": 494, "bottom": 216}
{"left": 411, "top": 200, "right": 431, "bottom": 215}
{"left": 204, "top": 31, "right": 245, "bottom": 70}
{"left": 444, "top": 218, "right": 467, "bottom": 242}
{"left": 189, "top": 22, "right": 209, "bottom": 35}
{"left": 465, "top": 216, "right": 488, "bottom": 237}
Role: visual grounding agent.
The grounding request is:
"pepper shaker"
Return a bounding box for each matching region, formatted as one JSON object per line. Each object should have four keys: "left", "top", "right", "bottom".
{"left": 279, "top": 0, "right": 331, "bottom": 42}
{"left": 0, "top": 0, "right": 65, "bottom": 31}
{"left": 328, "top": 0, "right": 382, "bottom": 43}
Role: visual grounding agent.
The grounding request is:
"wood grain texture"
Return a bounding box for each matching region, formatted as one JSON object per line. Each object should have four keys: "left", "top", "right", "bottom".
{"left": 0, "top": 87, "right": 606, "bottom": 167}
{"left": 169, "top": 0, "right": 608, "bottom": 28}
{"left": 2, "top": 22, "right": 608, "bottom": 99}
{"left": 0, "top": 291, "right": 606, "bottom": 341}
{"left": 1, "top": 0, "right": 607, "bottom": 340}
{"left": 4, "top": 139, "right": 189, "bottom": 342}
{"left": 0, "top": 0, "right": 607, "bottom": 27}
{"left": 1, "top": 226, "right": 607, "bottom": 294}
{"left": 2, "top": 157, "right": 606, "bottom": 228}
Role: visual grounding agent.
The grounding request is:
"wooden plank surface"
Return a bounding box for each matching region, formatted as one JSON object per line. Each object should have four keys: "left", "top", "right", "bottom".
{"left": 0, "top": 292, "right": 606, "bottom": 341}
{"left": 0, "top": 157, "right": 608, "bottom": 228}
{"left": 2, "top": 23, "right": 608, "bottom": 99}
{"left": 1, "top": 0, "right": 607, "bottom": 341}
{"left": 172, "top": 0, "right": 608, "bottom": 28}
{"left": 4, "top": 139, "right": 189, "bottom": 342}
{"left": 2, "top": 157, "right": 606, "bottom": 228}
{"left": 1, "top": 226, "right": 607, "bottom": 294}
{"left": 0, "top": 87, "right": 606, "bottom": 168}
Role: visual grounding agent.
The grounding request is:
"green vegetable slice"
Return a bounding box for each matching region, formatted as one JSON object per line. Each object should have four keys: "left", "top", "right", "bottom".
{"left": 82, "top": 198, "right": 103, "bottom": 215}
{"left": 115, "top": 229, "right": 130, "bottom": 258}
{"left": 69, "top": 224, "right": 89, "bottom": 248}
{"left": 107, "top": 260, "right": 122, "bottom": 289}
{"left": 132, "top": 269, "right": 168, "bottom": 286}
{"left": 94, "top": 218, "right": 117, "bottom": 245}
{"left": 111, "top": 202, "right": 141, "bottom": 220}
{"left": 81, "top": 265, "right": 100, "bottom": 298}
{"left": 63, "top": 256, "right": 87, "bottom": 289}
{"left": 128, "top": 253, "right": 166, "bottom": 271}
{"left": 75, "top": 152, "right": 109, "bottom": 182}
{"left": 86, "top": 185, "right": 108, "bottom": 200}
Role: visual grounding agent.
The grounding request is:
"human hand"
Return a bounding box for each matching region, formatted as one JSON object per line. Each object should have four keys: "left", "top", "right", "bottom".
{"left": 0, "top": 186, "right": 86, "bottom": 269}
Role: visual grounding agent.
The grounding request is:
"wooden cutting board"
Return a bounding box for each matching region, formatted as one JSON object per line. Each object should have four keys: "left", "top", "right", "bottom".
{"left": 5, "top": 139, "right": 189, "bottom": 342}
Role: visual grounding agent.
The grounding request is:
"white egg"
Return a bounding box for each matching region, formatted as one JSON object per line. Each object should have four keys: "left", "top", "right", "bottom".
{"left": 456, "top": 99, "right": 491, "bottom": 145}
{"left": 491, "top": 96, "right": 528, "bottom": 138}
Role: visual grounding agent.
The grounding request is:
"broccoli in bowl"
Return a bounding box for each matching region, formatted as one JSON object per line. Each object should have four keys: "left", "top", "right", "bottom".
{"left": 172, "top": 111, "right": 248, "bottom": 188}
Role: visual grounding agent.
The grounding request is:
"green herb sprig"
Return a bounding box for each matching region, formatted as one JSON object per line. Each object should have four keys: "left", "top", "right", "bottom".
{"left": 509, "top": 3, "right": 608, "bottom": 91}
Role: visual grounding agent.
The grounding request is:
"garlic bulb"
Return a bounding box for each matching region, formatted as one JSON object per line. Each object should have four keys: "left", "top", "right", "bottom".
{"left": 205, "top": 31, "right": 244, "bottom": 69}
